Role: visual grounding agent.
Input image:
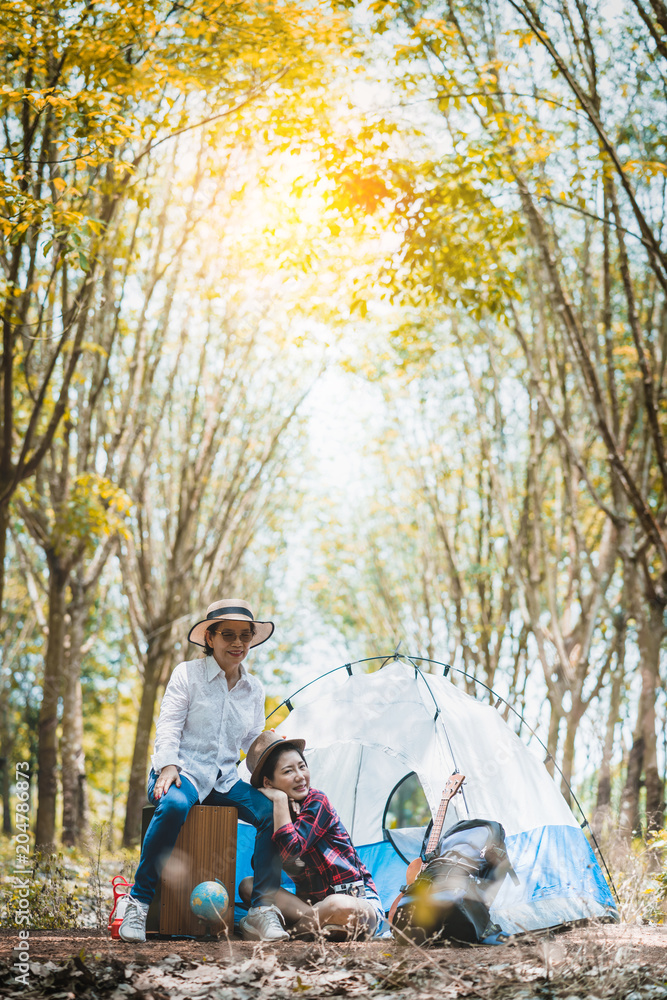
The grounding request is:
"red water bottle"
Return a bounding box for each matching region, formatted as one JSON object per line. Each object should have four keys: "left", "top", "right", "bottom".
{"left": 109, "top": 875, "right": 133, "bottom": 939}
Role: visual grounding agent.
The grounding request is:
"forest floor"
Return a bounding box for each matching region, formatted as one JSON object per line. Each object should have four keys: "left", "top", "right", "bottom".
{"left": 1, "top": 923, "right": 666, "bottom": 999}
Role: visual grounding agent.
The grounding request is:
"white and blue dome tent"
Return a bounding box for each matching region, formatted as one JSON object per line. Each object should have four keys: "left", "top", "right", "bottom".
{"left": 235, "top": 654, "right": 618, "bottom": 936}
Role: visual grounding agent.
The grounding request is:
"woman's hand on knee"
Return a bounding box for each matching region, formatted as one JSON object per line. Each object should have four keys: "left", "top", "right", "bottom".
{"left": 154, "top": 765, "right": 181, "bottom": 800}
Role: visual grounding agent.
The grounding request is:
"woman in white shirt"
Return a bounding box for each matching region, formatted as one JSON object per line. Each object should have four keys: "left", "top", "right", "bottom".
{"left": 119, "top": 599, "right": 288, "bottom": 944}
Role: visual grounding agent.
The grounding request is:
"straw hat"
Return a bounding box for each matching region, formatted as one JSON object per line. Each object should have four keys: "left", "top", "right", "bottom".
{"left": 188, "top": 599, "right": 274, "bottom": 648}
{"left": 246, "top": 731, "right": 306, "bottom": 787}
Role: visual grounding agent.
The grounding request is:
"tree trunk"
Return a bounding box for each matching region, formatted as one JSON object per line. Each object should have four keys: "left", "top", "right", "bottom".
{"left": 0, "top": 759, "right": 10, "bottom": 835}
{"left": 122, "top": 637, "right": 172, "bottom": 847}
{"left": 0, "top": 503, "right": 7, "bottom": 642}
{"left": 35, "top": 556, "right": 68, "bottom": 849}
{"left": 618, "top": 730, "right": 644, "bottom": 841}
{"left": 122, "top": 668, "right": 160, "bottom": 847}
{"left": 60, "top": 664, "right": 88, "bottom": 847}
{"left": 108, "top": 656, "right": 123, "bottom": 850}
{"left": 0, "top": 760, "right": 10, "bottom": 836}
{"left": 0, "top": 685, "right": 12, "bottom": 834}
{"left": 593, "top": 651, "right": 624, "bottom": 839}
{"left": 559, "top": 698, "right": 585, "bottom": 803}
{"left": 545, "top": 695, "right": 562, "bottom": 778}
{"left": 636, "top": 594, "right": 666, "bottom": 833}
{"left": 618, "top": 569, "right": 666, "bottom": 841}
{"left": 61, "top": 583, "right": 89, "bottom": 846}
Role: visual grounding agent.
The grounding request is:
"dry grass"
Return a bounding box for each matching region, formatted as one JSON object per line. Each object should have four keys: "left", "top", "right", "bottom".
{"left": 601, "top": 831, "right": 667, "bottom": 926}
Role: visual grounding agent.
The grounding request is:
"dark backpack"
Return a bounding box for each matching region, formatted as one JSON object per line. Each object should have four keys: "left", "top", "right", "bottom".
{"left": 391, "top": 819, "right": 518, "bottom": 945}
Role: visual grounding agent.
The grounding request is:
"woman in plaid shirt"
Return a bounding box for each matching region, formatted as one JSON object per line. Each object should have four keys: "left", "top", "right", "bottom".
{"left": 240, "top": 732, "right": 385, "bottom": 939}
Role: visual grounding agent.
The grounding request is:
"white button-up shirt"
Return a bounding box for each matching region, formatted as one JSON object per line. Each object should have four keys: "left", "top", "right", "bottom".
{"left": 151, "top": 655, "right": 265, "bottom": 801}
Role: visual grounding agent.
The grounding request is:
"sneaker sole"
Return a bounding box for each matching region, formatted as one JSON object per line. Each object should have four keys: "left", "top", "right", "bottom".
{"left": 118, "top": 930, "right": 146, "bottom": 943}
{"left": 239, "top": 922, "right": 288, "bottom": 943}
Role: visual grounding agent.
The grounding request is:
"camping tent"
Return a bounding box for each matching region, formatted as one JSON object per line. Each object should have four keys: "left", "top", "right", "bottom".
{"left": 236, "top": 657, "right": 618, "bottom": 935}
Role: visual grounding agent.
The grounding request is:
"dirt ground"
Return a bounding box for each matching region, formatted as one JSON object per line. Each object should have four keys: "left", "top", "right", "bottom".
{"left": 1, "top": 923, "right": 666, "bottom": 999}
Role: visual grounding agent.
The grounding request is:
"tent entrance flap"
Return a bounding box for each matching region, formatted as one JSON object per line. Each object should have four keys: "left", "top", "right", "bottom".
{"left": 382, "top": 771, "right": 430, "bottom": 864}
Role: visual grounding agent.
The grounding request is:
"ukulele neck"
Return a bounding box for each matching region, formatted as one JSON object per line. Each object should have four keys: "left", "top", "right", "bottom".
{"left": 426, "top": 796, "right": 451, "bottom": 855}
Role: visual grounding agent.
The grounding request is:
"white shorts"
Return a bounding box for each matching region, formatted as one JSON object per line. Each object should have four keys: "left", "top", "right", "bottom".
{"left": 360, "top": 883, "right": 388, "bottom": 937}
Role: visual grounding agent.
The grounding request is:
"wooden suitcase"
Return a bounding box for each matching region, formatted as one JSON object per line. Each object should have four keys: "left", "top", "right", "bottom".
{"left": 142, "top": 804, "right": 238, "bottom": 936}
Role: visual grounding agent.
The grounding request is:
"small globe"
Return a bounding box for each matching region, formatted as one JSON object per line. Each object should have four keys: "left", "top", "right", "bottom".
{"left": 189, "top": 879, "right": 230, "bottom": 924}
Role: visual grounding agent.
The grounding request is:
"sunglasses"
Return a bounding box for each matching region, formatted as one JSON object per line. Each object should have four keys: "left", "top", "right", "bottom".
{"left": 211, "top": 628, "right": 254, "bottom": 644}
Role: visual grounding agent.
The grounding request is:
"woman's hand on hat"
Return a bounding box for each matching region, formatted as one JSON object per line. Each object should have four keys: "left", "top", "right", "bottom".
{"left": 154, "top": 765, "right": 181, "bottom": 800}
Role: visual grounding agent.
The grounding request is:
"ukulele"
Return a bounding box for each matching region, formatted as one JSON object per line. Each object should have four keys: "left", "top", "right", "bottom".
{"left": 388, "top": 771, "right": 465, "bottom": 925}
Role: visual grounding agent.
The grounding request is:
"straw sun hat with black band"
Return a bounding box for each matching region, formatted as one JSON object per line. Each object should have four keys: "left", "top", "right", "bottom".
{"left": 188, "top": 599, "right": 274, "bottom": 649}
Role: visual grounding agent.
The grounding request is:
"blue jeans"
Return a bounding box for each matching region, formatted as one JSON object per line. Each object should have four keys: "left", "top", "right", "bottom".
{"left": 131, "top": 771, "right": 280, "bottom": 908}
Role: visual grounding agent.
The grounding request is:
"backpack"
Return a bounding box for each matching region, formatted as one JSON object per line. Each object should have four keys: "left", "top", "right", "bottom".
{"left": 391, "top": 819, "right": 518, "bottom": 945}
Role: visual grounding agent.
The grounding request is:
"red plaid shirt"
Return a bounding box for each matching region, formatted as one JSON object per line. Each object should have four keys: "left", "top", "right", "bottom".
{"left": 272, "top": 788, "right": 378, "bottom": 903}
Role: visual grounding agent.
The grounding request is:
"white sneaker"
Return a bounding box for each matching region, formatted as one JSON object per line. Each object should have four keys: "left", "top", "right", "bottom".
{"left": 118, "top": 896, "right": 149, "bottom": 943}
{"left": 239, "top": 904, "right": 289, "bottom": 942}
